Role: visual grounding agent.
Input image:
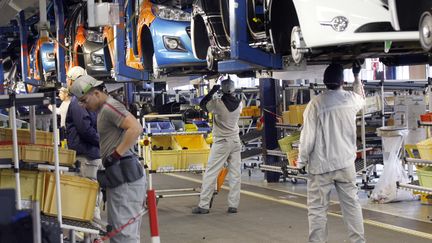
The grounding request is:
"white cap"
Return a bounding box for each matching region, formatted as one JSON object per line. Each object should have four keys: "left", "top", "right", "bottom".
{"left": 67, "top": 66, "right": 87, "bottom": 82}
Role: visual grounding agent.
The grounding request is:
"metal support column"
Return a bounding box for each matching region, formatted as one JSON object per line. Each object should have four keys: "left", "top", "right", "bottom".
{"left": 0, "top": 55, "right": 4, "bottom": 94}
{"left": 260, "top": 78, "right": 279, "bottom": 182}
{"left": 9, "top": 94, "right": 22, "bottom": 209}
{"left": 29, "top": 106, "right": 36, "bottom": 143}
{"left": 113, "top": 0, "right": 149, "bottom": 81}
{"left": 53, "top": 0, "right": 66, "bottom": 84}
{"left": 50, "top": 92, "right": 63, "bottom": 243}
{"left": 124, "top": 82, "right": 135, "bottom": 107}
{"left": 380, "top": 80, "right": 385, "bottom": 127}
{"left": 18, "top": 11, "right": 38, "bottom": 86}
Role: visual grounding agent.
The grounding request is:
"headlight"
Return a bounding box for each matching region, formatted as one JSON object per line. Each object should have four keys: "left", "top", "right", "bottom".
{"left": 163, "top": 36, "right": 186, "bottom": 52}
{"left": 91, "top": 53, "right": 104, "bottom": 65}
{"left": 152, "top": 5, "right": 191, "bottom": 22}
{"left": 85, "top": 30, "right": 103, "bottom": 43}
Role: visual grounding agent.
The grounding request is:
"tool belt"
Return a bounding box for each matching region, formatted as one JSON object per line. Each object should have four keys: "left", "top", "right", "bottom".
{"left": 97, "top": 156, "right": 144, "bottom": 188}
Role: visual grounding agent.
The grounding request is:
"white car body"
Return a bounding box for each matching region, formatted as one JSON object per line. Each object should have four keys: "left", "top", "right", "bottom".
{"left": 292, "top": 0, "right": 418, "bottom": 48}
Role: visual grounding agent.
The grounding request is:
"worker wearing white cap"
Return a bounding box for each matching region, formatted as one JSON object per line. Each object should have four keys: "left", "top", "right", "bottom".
{"left": 48, "top": 86, "right": 71, "bottom": 128}
{"left": 65, "top": 66, "right": 100, "bottom": 179}
{"left": 66, "top": 66, "right": 87, "bottom": 87}
{"left": 192, "top": 77, "right": 243, "bottom": 214}
{"left": 65, "top": 66, "right": 102, "bottom": 221}
{"left": 298, "top": 63, "right": 365, "bottom": 243}
{"left": 70, "top": 75, "right": 146, "bottom": 243}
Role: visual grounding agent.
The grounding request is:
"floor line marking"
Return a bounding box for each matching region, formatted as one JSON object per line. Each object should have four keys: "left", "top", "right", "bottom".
{"left": 241, "top": 180, "right": 432, "bottom": 224}
{"left": 241, "top": 180, "right": 339, "bottom": 204}
{"left": 167, "top": 173, "right": 432, "bottom": 240}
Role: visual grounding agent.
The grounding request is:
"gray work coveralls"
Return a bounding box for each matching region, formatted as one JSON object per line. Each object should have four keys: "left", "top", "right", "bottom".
{"left": 298, "top": 82, "right": 366, "bottom": 243}
{"left": 198, "top": 97, "right": 243, "bottom": 210}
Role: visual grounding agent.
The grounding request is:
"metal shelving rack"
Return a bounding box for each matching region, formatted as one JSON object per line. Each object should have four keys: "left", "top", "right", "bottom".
{"left": 261, "top": 82, "right": 305, "bottom": 182}
{"left": 262, "top": 82, "right": 374, "bottom": 184}
{"left": 133, "top": 89, "right": 198, "bottom": 106}
{"left": 0, "top": 93, "right": 103, "bottom": 243}
{"left": 236, "top": 88, "right": 263, "bottom": 175}
{"left": 399, "top": 158, "right": 432, "bottom": 204}
{"left": 266, "top": 79, "right": 428, "bottom": 186}
{"left": 141, "top": 114, "right": 207, "bottom": 199}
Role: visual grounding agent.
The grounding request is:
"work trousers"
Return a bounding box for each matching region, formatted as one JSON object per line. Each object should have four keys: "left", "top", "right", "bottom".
{"left": 307, "top": 165, "right": 365, "bottom": 243}
{"left": 107, "top": 174, "right": 146, "bottom": 243}
{"left": 198, "top": 136, "right": 242, "bottom": 209}
{"left": 76, "top": 155, "right": 102, "bottom": 180}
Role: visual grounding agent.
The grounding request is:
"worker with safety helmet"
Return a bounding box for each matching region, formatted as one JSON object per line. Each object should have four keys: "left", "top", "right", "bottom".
{"left": 192, "top": 77, "right": 243, "bottom": 214}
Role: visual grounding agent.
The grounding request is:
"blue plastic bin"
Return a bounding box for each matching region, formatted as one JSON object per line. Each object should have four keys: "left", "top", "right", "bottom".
{"left": 146, "top": 122, "right": 161, "bottom": 133}
{"left": 193, "top": 121, "right": 211, "bottom": 132}
{"left": 158, "top": 122, "right": 175, "bottom": 133}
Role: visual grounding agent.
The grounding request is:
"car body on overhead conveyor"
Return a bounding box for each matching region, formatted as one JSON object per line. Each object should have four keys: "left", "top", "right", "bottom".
{"left": 65, "top": 2, "right": 109, "bottom": 78}
{"left": 191, "top": 0, "right": 428, "bottom": 69}
{"left": 28, "top": 36, "right": 57, "bottom": 86}
{"left": 102, "top": 0, "right": 207, "bottom": 79}
{"left": 388, "top": 0, "right": 432, "bottom": 52}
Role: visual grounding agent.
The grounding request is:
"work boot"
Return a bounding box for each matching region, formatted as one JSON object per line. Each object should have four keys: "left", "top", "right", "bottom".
{"left": 227, "top": 207, "right": 237, "bottom": 213}
{"left": 192, "top": 207, "right": 209, "bottom": 214}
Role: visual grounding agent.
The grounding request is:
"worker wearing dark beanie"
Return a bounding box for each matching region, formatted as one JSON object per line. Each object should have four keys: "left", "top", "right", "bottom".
{"left": 323, "top": 63, "right": 344, "bottom": 90}
{"left": 298, "top": 62, "right": 366, "bottom": 243}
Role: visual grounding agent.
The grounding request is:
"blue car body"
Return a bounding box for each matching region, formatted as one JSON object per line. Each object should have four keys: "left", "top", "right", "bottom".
{"left": 150, "top": 17, "right": 204, "bottom": 68}
{"left": 29, "top": 39, "right": 56, "bottom": 82}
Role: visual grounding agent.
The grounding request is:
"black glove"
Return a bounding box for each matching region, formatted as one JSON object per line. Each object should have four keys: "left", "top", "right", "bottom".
{"left": 298, "top": 166, "right": 307, "bottom": 175}
{"left": 200, "top": 85, "right": 221, "bottom": 112}
{"left": 210, "top": 85, "right": 221, "bottom": 94}
{"left": 352, "top": 61, "right": 362, "bottom": 76}
{"left": 103, "top": 150, "right": 121, "bottom": 168}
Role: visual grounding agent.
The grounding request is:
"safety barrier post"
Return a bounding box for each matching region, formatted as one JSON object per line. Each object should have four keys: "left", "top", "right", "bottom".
{"left": 147, "top": 189, "right": 160, "bottom": 243}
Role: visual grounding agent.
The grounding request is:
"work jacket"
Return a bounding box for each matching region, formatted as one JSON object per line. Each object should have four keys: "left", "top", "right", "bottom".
{"left": 66, "top": 97, "right": 100, "bottom": 160}
{"left": 299, "top": 87, "right": 365, "bottom": 175}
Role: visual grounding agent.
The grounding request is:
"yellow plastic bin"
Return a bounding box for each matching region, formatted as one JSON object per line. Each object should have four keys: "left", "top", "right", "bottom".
{"left": 46, "top": 147, "right": 77, "bottom": 165}
{"left": 175, "top": 135, "right": 210, "bottom": 170}
{"left": 278, "top": 132, "right": 300, "bottom": 152}
{"left": 288, "top": 105, "right": 307, "bottom": 125}
{"left": 43, "top": 173, "right": 98, "bottom": 222}
{"left": 149, "top": 136, "right": 181, "bottom": 170}
{"left": 0, "top": 145, "right": 16, "bottom": 159}
{"left": 416, "top": 138, "right": 432, "bottom": 160}
{"left": 21, "top": 145, "right": 49, "bottom": 163}
{"left": 185, "top": 123, "right": 198, "bottom": 132}
{"left": 0, "top": 169, "right": 45, "bottom": 206}
{"left": 417, "top": 167, "right": 432, "bottom": 188}
{"left": 0, "top": 128, "right": 53, "bottom": 145}
{"left": 282, "top": 111, "right": 290, "bottom": 125}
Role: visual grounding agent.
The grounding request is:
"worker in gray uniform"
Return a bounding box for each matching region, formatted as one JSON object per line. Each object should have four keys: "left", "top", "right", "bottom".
{"left": 70, "top": 75, "right": 146, "bottom": 243}
{"left": 298, "top": 63, "right": 366, "bottom": 243}
{"left": 192, "top": 77, "right": 243, "bottom": 214}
